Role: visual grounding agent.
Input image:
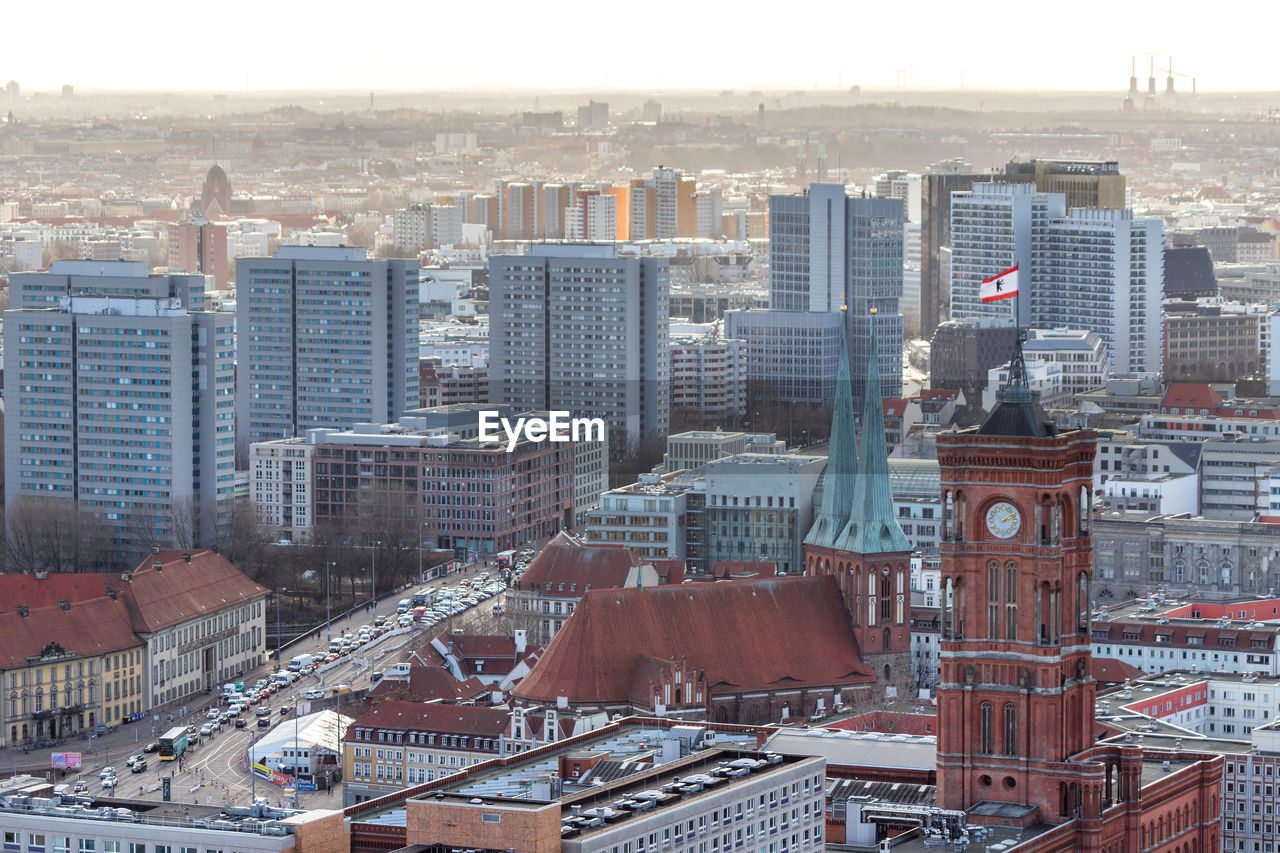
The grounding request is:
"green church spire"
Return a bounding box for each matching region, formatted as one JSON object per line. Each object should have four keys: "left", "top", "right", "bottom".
{"left": 804, "top": 304, "right": 856, "bottom": 550}
{"left": 836, "top": 308, "right": 911, "bottom": 555}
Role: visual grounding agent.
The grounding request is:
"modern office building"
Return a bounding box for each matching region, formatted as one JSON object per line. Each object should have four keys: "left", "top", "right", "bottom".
{"left": 670, "top": 336, "right": 747, "bottom": 417}
{"left": 726, "top": 185, "right": 903, "bottom": 405}
{"left": 928, "top": 319, "right": 1019, "bottom": 402}
{"left": 4, "top": 288, "right": 235, "bottom": 565}
{"left": 703, "top": 453, "right": 826, "bottom": 575}
{"left": 488, "top": 244, "right": 670, "bottom": 453}
{"left": 235, "top": 246, "right": 420, "bottom": 448}
{"left": 250, "top": 407, "right": 590, "bottom": 552}
{"left": 1021, "top": 328, "right": 1112, "bottom": 395}
{"left": 1003, "top": 158, "right": 1127, "bottom": 210}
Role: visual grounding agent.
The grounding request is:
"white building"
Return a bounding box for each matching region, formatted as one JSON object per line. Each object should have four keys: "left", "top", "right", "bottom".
{"left": 950, "top": 182, "right": 1059, "bottom": 327}
{"left": 585, "top": 472, "right": 692, "bottom": 560}
{"left": 982, "top": 357, "right": 1068, "bottom": 411}
{"left": 1022, "top": 328, "right": 1112, "bottom": 394}
{"left": 1035, "top": 208, "right": 1164, "bottom": 375}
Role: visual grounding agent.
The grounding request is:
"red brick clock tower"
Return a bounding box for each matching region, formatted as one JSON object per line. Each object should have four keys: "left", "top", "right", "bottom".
{"left": 935, "top": 349, "right": 1098, "bottom": 820}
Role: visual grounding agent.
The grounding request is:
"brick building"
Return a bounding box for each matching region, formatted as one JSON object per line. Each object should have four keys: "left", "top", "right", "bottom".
{"left": 932, "top": 341, "right": 1223, "bottom": 851}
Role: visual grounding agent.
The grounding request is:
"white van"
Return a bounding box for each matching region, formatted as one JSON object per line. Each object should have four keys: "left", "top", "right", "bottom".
{"left": 396, "top": 598, "right": 411, "bottom": 614}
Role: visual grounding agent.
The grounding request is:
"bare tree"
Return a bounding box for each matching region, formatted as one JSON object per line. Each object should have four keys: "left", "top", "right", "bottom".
{"left": 5, "top": 497, "right": 111, "bottom": 573}
{"left": 42, "top": 240, "right": 82, "bottom": 267}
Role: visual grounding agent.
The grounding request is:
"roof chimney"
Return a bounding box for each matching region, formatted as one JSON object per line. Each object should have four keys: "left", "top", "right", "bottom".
{"left": 151, "top": 545, "right": 159, "bottom": 555}
{"left": 17, "top": 605, "right": 28, "bottom": 617}
{"left": 182, "top": 552, "right": 191, "bottom": 563}
{"left": 106, "top": 588, "right": 118, "bottom": 600}
{"left": 34, "top": 570, "right": 49, "bottom": 580}
{"left": 121, "top": 571, "right": 132, "bottom": 583}
{"left": 57, "top": 599, "right": 70, "bottom": 611}
{"left": 153, "top": 561, "right": 162, "bottom": 573}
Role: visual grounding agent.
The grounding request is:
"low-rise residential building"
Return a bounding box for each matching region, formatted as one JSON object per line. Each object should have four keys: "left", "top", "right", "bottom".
{"left": 343, "top": 700, "right": 512, "bottom": 805}
{"left": 418, "top": 358, "right": 490, "bottom": 409}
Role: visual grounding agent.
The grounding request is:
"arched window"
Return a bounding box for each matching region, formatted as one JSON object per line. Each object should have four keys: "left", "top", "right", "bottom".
{"left": 980, "top": 702, "right": 993, "bottom": 753}
{"left": 880, "top": 571, "right": 892, "bottom": 620}
{"left": 1004, "top": 704, "right": 1017, "bottom": 756}
{"left": 988, "top": 561, "right": 1000, "bottom": 639}
{"left": 1172, "top": 559, "right": 1186, "bottom": 584}
{"left": 1005, "top": 562, "right": 1018, "bottom": 640}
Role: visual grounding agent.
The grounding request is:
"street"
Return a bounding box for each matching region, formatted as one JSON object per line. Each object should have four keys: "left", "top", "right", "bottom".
{"left": 6, "top": 558, "right": 504, "bottom": 805}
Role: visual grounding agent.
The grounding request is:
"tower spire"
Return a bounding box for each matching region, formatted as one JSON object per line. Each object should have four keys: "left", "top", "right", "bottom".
{"left": 804, "top": 297, "right": 855, "bottom": 550}
{"left": 836, "top": 307, "right": 910, "bottom": 554}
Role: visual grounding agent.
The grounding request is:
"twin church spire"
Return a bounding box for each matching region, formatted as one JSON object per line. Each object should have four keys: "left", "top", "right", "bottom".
{"left": 804, "top": 306, "right": 910, "bottom": 555}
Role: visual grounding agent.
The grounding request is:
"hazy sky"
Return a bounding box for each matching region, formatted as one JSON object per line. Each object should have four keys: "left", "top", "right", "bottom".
{"left": 6, "top": 0, "right": 1271, "bottom": 93}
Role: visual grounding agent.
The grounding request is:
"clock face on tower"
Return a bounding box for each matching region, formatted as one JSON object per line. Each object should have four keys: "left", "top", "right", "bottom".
{"left": 984, "top": 501, "right": 1021, "bottom": 539}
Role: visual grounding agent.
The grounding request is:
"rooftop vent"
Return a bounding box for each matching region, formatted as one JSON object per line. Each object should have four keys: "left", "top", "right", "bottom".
{"left": 58, "top": 599, "right": 70, "bottom": 611}
{"left": 153, "top": 562, "right": 162, "bottom": 573}
{"left": 17, "top": 605, "right": 28, "bottom": 618}
{"left": 121, "top": 571, "right": 132, "bottom": 583}
{"left": 34, "top": 571, "right": 48, "bottom": 580}
{"left": 182, "top": 553, "right": 191, "bottom": 563}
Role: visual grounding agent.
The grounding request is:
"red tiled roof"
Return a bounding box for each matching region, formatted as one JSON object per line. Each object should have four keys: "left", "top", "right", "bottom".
{"left": 710, "top": 561, "right": 777, "bottom": 578}
{"left": 1093, "top": 620, "right": 1277, "bottom": 649}
{"left": 513, "top": 576, "right": 873, "bottom": 706}
{"left": 1159, "top": 383, "right": 1224, "bottom": 413}
{"left": 918, "top": 389, "right": 957, "bottom": 401}
{"left": 1091, "top": 657, "right": 1145, "bottom": 687}
{"left": 0, "top": 574, "right": 120, "bottom": 611}
{"left": 343, "top": 700, "right": 509, "bottom": 741}
{"left": 366, "top": 664, "right": 490, "bottom": 704}
{"left": 513, "top": 533, "right": 642, "bottom": 599}
{"left": 0, "top": 598, "right": 142, "bottom": 669}
{"left": 120, "top": 550, "right": 270, "bottom": 633}
{"left": 882, "top": 399, "right": 907, "bottom": 418}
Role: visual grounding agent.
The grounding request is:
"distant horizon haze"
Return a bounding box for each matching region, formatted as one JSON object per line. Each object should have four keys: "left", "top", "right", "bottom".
{"left": 3, "top": 0, "right": 1274, "bottom": 94}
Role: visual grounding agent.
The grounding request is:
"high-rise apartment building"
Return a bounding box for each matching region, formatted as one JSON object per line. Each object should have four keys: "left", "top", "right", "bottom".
{"left": 10, "top": 259, "right": 207, "bottom": 311}
{"left": 235, "top": 246, "right": 419, "bottom": 448}
{"left": 1035, "top": 208, "right": 1163, "bottom": 374}
{"left": 949, "top": 182, "right": 1062, "bottom": 327}
{"left": 951, "top": 186, "right": 1163, "bottom": 374}
{"left": 488, "top": 244, "right": 669, "bottom": 453}
{"left": 627, "top": 167, "right": 696, "bottom": 240}
{"left": 167, "top": 218, "right": 230, "bottom": 288}
{"left": 391, "top": 202, "right": 464, "bottom": 252}
{"left": 4, "top": 288, "right": 235, "bottom": 566}
{"left": 920, "top": 159, "right": 1125, "bottom": 340}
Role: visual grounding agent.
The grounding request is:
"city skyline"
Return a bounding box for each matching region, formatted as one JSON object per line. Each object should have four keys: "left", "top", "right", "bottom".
{"left": 3, "top": 0, "right": 1276, "bottom": 93}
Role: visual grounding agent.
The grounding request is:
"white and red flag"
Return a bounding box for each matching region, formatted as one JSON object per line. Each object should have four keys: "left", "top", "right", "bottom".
{"left": 980, "top": 266, "right": 1019, "bottom": 303}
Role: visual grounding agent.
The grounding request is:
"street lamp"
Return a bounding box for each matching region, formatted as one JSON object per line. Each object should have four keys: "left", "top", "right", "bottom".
{"left": 370, "top": 540, "right": 381, "bottom": 617}
{"left": 325, "top": 562, "right": 335, "bottom": 644}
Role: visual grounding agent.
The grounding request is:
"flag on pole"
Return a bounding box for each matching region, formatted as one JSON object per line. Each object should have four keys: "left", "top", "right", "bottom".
{"left": 980, "top": 266, "right": 1019, "bottom": 303}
